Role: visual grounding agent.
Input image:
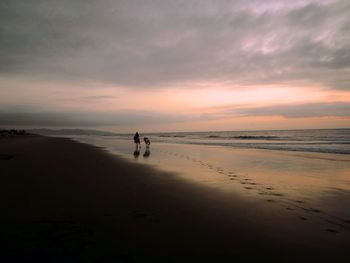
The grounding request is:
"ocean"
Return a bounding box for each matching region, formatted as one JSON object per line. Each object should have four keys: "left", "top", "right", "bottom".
{"left": 111, "top": 128, "right": 350, "bottom": 155}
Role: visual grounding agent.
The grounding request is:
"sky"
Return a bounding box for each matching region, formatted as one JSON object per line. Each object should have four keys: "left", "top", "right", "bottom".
{"left": 0, "top": 0, "right": 349, "bottom": 132}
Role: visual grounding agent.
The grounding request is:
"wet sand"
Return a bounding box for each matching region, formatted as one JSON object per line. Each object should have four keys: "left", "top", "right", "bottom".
{"left": 1, "top": 135, "right": 350, "bottom": 262}
{"left": 76, "top": 136, "right": 350, "bottom": 226}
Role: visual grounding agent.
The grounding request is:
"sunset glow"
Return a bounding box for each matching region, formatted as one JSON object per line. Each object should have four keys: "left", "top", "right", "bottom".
{"left": 1, "top": 0, "right": 349, "bottom": 132}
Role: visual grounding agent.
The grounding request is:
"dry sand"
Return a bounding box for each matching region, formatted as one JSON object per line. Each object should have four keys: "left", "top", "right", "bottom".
{"left": 1, "top": 135, "right": 350, "bottom": 262}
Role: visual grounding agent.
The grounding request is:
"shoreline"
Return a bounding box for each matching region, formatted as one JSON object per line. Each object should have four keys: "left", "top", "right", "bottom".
{"left": 1, "top": 135, "right": 350, "bottom": 262}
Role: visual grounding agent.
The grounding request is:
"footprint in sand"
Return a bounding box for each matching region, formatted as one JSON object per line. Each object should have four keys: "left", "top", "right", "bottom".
{"left": 35, "top": 220, "right": 95, "bottom": 255}
{"left": 103, "top": 213, "right": 112, "bottom": 217}
{"left": 265, "top": 187, "right": 273, "bottom": 190}
{"left": 130, "top": 211, "right": 159, "bottom": 223}
{"left": 266, "top": 199, "right": 275, "bottom": 202}
{"left": 133, "top": 212, "right": 148, "bottom": 219}
{"left": 299, "top": 216, "right": 307, "bottom": 221}
{"left": 245, "top": 187, "right": 253, "bottom": 190}
{"left": 95, "top": 253, "right": 133, "bottom": 262}
{"left": 311, "top": 209, "right": 321, "bottom": 213}
{"left": 0, "top": 154, "right": 14, "bottom": 160}
{"left": 326, "top": 229, "right": 338, "bottom": 233}
{"left": 286, "top": 207, "right": 294, "bottom": 211}
{"left": 271, "top": 193, "right": 283, "bottom": 197}
{"left": 296, "top": 200, "right": 304, "bottom": 204}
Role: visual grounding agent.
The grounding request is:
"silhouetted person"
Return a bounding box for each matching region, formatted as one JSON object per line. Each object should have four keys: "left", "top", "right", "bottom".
{"left": 134, "top": 132, "right": 141, "bottom": 151}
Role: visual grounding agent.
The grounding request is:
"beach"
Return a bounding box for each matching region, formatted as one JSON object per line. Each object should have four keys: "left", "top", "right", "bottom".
{"left": 1, "top": 135, "right": 350, "bottom": 262}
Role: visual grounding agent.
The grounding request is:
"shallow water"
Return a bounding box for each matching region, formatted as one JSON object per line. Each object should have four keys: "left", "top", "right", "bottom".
{"left": 113, "top": 129, "right": 350, "bottom": 154}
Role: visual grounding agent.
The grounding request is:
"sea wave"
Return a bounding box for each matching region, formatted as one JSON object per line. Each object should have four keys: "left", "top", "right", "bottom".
{"left": 187, "top": 142, "right": 350, "bottom": 155}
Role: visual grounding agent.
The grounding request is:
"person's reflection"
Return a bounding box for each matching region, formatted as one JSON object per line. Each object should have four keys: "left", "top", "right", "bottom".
{"left": 143, "top": 145, "right": 151, "bottom": 157}
{"left": 133, "top": 149, "right": 140, "bottom": 158}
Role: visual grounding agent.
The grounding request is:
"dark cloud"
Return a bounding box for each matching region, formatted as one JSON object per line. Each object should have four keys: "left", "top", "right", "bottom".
{"left": 0, "top": 0, "right": 349, "bottom": 89}
{"left": 1, "top": 101, "right": 348, "bottom": 128}
{"left": 0, "top": 108, "right": 190, "bottom": 127}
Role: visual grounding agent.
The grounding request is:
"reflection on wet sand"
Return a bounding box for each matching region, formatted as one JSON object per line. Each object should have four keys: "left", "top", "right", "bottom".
{"left": 75, "top": 137, "right": 350, "bottom": 234}
{"left": 133, "top": 150, "right": 140, "bottom": 158}
{"left": 143, "top": 145, "right": 151, "bottom": 157}
{"left": 133, "top": 145, "right": 151, "bottom": 158}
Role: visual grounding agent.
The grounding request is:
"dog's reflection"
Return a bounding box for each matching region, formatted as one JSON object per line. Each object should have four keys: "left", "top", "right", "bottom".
{"left": 143, "top": 145, "right": 151, "bottom": 157}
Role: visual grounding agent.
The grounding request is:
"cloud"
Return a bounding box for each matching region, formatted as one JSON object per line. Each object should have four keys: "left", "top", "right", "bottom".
{"left": 1, "top": 101, "right": 348, "bottom": 128}
{"left": 226, "top": 102, "right": 350, "bottom": 118}
{"left": 0, "top": 0, "right": 349, "bottom": 89}
{"left": 0, "top": 108, "right": 190, "bottom": 127}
